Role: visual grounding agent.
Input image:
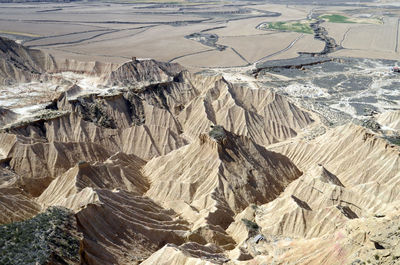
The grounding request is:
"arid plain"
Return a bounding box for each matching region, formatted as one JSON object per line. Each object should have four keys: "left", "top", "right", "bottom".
{"left": 2, "top": 0, "right": 400, "bottom": 69}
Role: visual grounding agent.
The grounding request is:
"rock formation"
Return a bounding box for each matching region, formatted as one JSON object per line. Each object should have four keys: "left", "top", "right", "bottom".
{"left": 0, "top": 37, "right": 399, "bottom": 265}
{"left": 377, "top": 110, "right": 400, "bottom": 131}
{"left": 144, "top": 126, "right": 302, "bottom": 231}
{"left": 0, "top": 37, "right": 56, "bottom": 84}
{"left": 0, "top": 107, "right": 17, "bottom": 127}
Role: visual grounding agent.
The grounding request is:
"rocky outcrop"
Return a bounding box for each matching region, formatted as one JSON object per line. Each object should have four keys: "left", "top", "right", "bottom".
{"left": 0, "top": 36, "right": 121, "bottom": 85}
{"left": 37, "top": 152, "right": 148, "bottom": 210}
{"left": 50, "top": 58, "right": 119, "bottom": 77}
{"left": 36, "top": 151, "right": 192, "bottom": 264}
{"left": 144, "top": 127, "right": 302, "bottom": 232}
{"left": 0, "top": 107, "right": 17, "bottom": 128}
{"left": 178, "top": 77, "right": 314, "bottom": 145}
{"left": 141, "top": 243, "right": 229, "bottom": 265}
{"left": 0, "top": 166, "right": 40, "bottom": 224}
{"left": 275, "top": 123, "right": 400, "bottom": 188}
{"left": 77, "top": 189, "right": 191, "bottom": 264}
{"left": 108, "top": 59, "right": 184, "bottom": 87}
{"left": 6, "top": 140, "right": 114, "bottom": 196}
{"left": 1, "top": 37, "right": 399, "bottom": 265}
{"left": 248, "top": 124, "right": 400, "bottom": 241}
{"left": 377, "top": 110, "right": 400, "bottom": 131}
{"left": 0, "top": 36, "right": 56, "bottom": 84}
{"left": 252, "top": 212, "right": 400, "bottom": 265}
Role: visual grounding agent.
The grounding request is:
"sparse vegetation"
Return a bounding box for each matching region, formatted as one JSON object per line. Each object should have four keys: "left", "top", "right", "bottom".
{"left": 0, "top": 207, "right": 81, "bottom": 265}
{"left": 0, "top": 110, "right": 70, "bottom": 132}
{"left": 260, "top": 21, "right": 314, "bottom": 34}
{"left": 385, "top": 136, "right": 400, "bottom": 146}
{"left": 186, "top": 33, "right": 227, "bottom": 51}
{"left": 241, "top": 218, "right": 259, "bottom": 231}
{"left": 75, "top": 96, "right": 115, "bottom": 128}
{"left": 209, "top": 125, "right": 226, "bottom": 141}
{"left": 362, "top": 119, "right": 381, "bottom": 132}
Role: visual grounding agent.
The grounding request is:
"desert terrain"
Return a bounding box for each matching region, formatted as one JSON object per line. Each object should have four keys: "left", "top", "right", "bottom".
{"left": 0, "top": 0, "right": 399, "bottom": 265}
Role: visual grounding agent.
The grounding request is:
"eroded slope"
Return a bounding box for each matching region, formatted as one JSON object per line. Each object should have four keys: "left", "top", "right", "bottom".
{"left": 0, "top": 37, "right": 398, "bottom": 265}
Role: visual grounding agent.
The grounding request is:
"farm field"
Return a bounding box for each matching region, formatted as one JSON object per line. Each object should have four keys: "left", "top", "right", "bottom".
{"left": 341, "top": 17, "right": 398, "bottom": 52}
{"left": 218, "top": 32, "right": 311, "bottom": 63}
{"left": 0, "top": 1, "right": 400, "bottom": 68}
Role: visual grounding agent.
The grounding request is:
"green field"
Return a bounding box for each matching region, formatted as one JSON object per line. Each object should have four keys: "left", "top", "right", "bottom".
{"left": 319, "top": 14, "right": 355, "bottom": 23}
{"left": 261, "top": 21, "right": 314, "bottom": 34}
